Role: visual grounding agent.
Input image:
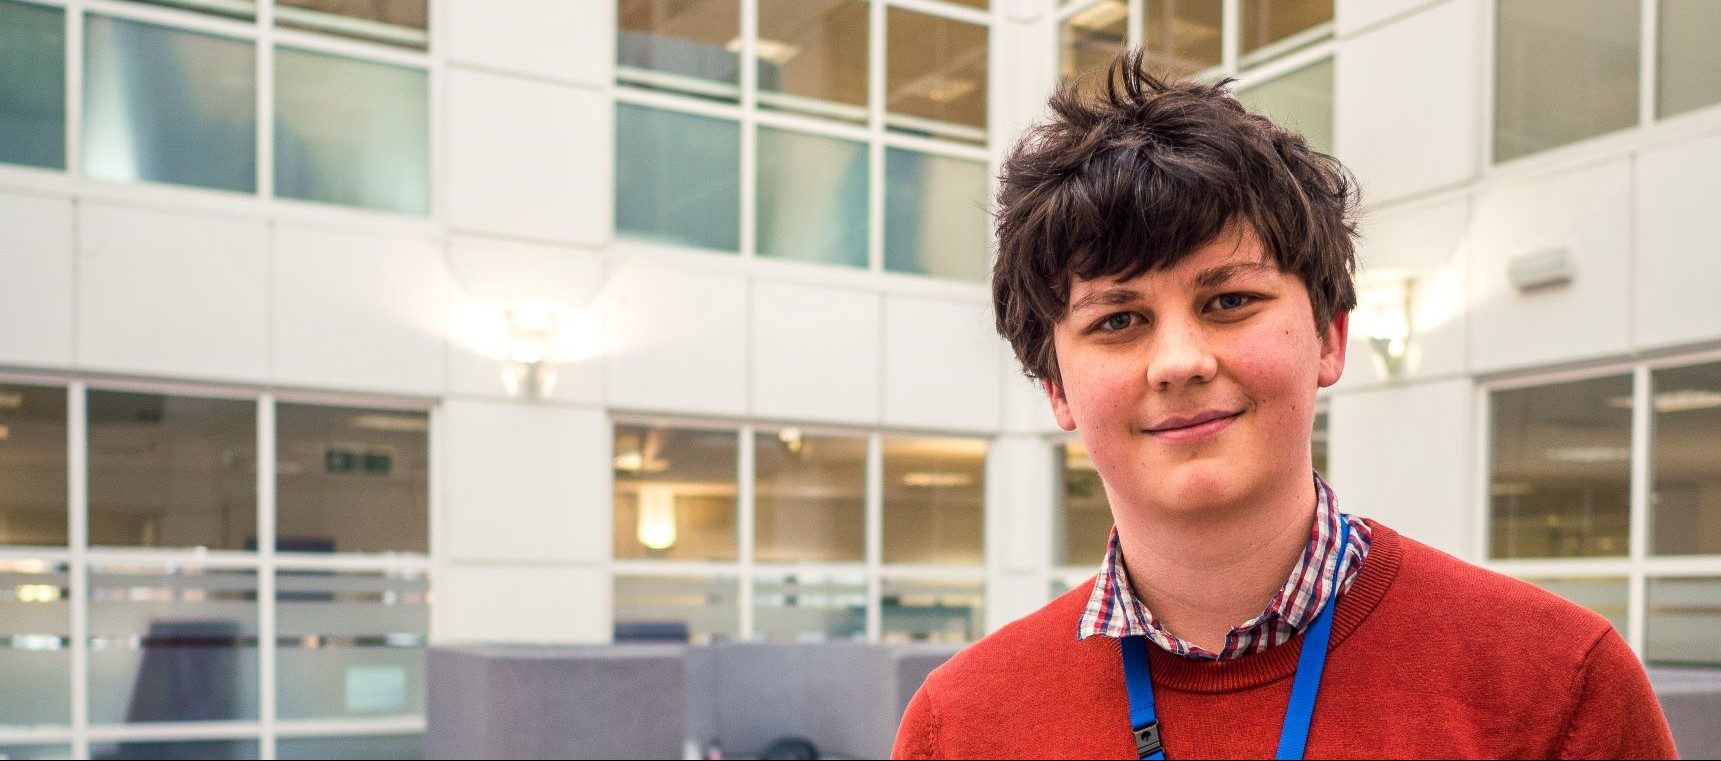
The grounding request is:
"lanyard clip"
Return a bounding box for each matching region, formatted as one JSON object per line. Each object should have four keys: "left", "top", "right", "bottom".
{"left": 1134, "top": 721, "right": 1163, "bottom": 759}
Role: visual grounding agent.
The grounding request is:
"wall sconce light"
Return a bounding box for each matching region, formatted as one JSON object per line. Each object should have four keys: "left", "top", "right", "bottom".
{"left": 1359, "top": 274, "right": 1415, "bottom": 377}
{"left": 636, "top": 485, "right": 678, "bottom": 552}
{"left": 501, "top": 302, "right": 559, "bottom": 398}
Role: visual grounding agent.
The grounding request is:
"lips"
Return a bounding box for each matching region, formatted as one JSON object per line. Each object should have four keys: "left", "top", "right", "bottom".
{"left": 1147, "top": 409, "right": 1242, "bottom": 433}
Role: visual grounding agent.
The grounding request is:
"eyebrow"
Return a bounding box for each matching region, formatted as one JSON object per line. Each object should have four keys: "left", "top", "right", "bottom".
{"left": 1067, "top": 287, "right": 1143, "bottom": 317}
{"left": 1193, "top": 261, "right": 1278, "bottom": 290}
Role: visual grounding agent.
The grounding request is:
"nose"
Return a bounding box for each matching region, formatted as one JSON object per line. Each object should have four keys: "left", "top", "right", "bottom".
{"left": 1145, "top": 315, "right": 1218, "bottom": 391}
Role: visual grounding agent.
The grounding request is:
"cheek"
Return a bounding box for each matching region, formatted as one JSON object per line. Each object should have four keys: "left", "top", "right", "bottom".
{"left": 1226, "top": 322, "right": 1320, "bottom": 417}
{"left": 1062, "top": 354, "right": 1145, "bottom": 427}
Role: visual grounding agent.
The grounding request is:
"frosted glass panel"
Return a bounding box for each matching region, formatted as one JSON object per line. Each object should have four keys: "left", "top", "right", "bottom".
{"left": 616, "top": 104, "right": 740, "bottom": 252}
{"left": 756, "top": 128, "right": 868, "bottom": 269}
{"left": 1236, "top": 58, "right": 1333, "bottom": 154}
{"left": 1494, "top": 0, "right": 1638, "bottom": 162}
{"left": 617, "top": 0, "right": 740, "bottom": 101}
{"left": 1056, "top": 442, "right": 1110, "bottom": 568}
{"left": 1647, "top": 577, "right": 1721, "bottom": 666}
{"left": 87, "top": 565, "right": 259, "bottom": 724}
{"left": 0, "top": 384, "right": 68, "bottom": 547}
{"left": 881, "top": 436, "right": 986, "bottom": 565}
{"left": 886, "top": 7, "right": 987, "bottom": 142}
{"left": 277, "top": 403, "right": 429, "bottom": 554}
{"left": 0, "top": 745, "right": 74, "bottom": 760}
{"left": 1650, "top": 361, "right": 1721, "bottom": 556}
{"left": 275, "top": 48, "right": 428, "bottom": 214}
{"left": 884, "top": 148, "right": 989, "bottom": 282}
{"left": 612, "top": 424, "right": 740, "bottom": 562}
{"left": 0, "top": 560, "right": 70, "bottom": 728}
{"left": 1060, "top": 2, "right": 1126, "bottom": 96}
{"left": 1659, "top": 2, "right": 1721, "bottom": 120}
{"left": 753, "top": 573, "right": 867, "bottom": 643}
{"left": 83, "top": 15, "right": 256, "bottom": 193}
{"left": 754, "top": 430, "right": 866, "bottom": 563}
{"left": 1530, "top": 577, "right": 1627, "bottom": 635}
{"left": 276, "top": 570, "right": 427, "bottom": 720}
{"left": 277, "top": 0, "right": 428, "bottom": 49}
{"left": 277, "top": 734, "right": 423, "bottom": 760}
{"left": 1489, "top": 375, "right": 1633, "bottom": 560}
{"left": 1145, "top": 0, "right": 1221, "bottom": 79}
{"left": 88, "top": 739, "right": 259, "bottom": 760}
{"left": 0, "top": 0, "right": 65, "bottom": 170}
{"left": 613, "top": 575, "right": 739, "bottom": 644}
{"left": 880, "top": 577, "right": 984, "bottom": 644}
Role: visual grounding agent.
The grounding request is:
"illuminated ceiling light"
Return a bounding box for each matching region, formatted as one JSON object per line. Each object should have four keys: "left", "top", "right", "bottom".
{"left": 15, "top": 584, "right": 60, "bottom": 603}
{"left": 348, "top": 415, "right": 428, "bottom": 433}
{"left": 1606, "top": 389, "right": 1721, "bottom": 413}
{"left": 902, "top": 472, "right": 974, "bottom": 488}
{"left": 726, "top": 36, "right": 800, "bottom": 65}
{"left": 637, "top": 485, "right": 678, "bottom": 551}
{"left": 1542, "top": 446, "right": 1630, "bottom": 464}
{"left": 0, "top": 424, "right": 9, "bottom": 440}
{"left": 0, "top": 393, "right": 21, "bottom": 409}
{"left": 778, "top": 427, "right": 804, "bottom": 456}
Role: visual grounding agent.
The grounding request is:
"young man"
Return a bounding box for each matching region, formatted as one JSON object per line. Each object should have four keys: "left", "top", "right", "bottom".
{"left": 891, "top": 52, "right": 1677, "bottom": 760}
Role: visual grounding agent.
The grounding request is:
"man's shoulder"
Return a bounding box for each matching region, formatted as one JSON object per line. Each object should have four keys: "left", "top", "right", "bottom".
{"left": 920, "top": 581, "right": 1116, "bottom": 700}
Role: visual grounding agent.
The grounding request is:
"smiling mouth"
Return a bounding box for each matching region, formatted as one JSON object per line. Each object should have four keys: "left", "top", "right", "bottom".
{"left": 1144, "top": 411, "right": 1242, "bottom": 442}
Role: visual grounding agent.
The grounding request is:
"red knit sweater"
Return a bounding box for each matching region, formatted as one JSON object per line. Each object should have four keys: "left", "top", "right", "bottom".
{"left": 893, "top": 522, "right": 1677, "bottom": 759}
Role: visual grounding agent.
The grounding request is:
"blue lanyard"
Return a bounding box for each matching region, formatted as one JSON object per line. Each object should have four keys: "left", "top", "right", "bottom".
{"left": 1121, "top": 518, "right": 1351, "bottom": 760}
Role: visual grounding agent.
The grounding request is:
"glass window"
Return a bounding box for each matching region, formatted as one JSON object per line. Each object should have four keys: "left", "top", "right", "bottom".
{"left": 754, "top": 429, "right": 866, "bottom": 563}
{"left": 1145, "top": 0, "right": 1222, "bottom": 79}
{"left": 1493, "top": 0, "right": 1639, "bottom": 163}
{"left": 886, "top": 8, "right": 987, "bottom": 142}
{"left": 0, "top": 559, "right": 70, "bottom": 728}
{"left": 127, "top": 1, "right": 257, "bottom": 21}
{"left": 615, "top": 104, "right": 741, "bottom": 252}
{"left": 88, "top": 390, "right": 257, "bottom": 551}
{"left": 1488, "top": 375, "right": 1632, "bottom": 560}
{"left": 882, "top": 436, "right": 986, "bottom": 565}
{"left": 1060, "top": 1, "right": 1127, "bottom": 96}
{"left": 880, "top": 577, "right": 983, "bottom": 644}
{"left": 1529, "top": 577, "right": 1627, "bottom": 635}
{"left": 276, "top": 0, "right": 428, "bottom": 50}
{"left": 1239, "top": 0, "right": 1332, "bottom": 64}
{"left": 1313, "top": 408, "right": 1329, "bottom": 479}
{"left": 757, "top": 0, "right": 869, "bottom": 122}
{"left": 87, "top": 564, "right": 259, "bottom": 724}
{"left": 755, "top": 128, "right": 869, "bottom": 270}
{"left": 613, "top": 424, "right": 739, "bottom": 562}
{"left": 277, "top": 403, "right": 428, "bottom": 555}
{"left": 1646, "top": 577, "right": 1721, "bottom": 666}
{"left": 277, "top": 734, "right": 423, "bottom": 760}
{"left": 1651, "top": 361, "right": 1721, "bottom": 556}
{"left": 617, "top": 0, "right": 740, "bottom": 101}
{"left": 274, "top": 48, "right": 429, "bottom": 215}
{"left": 1236, "top": 58, "right": 1334, "bottom": 155}
{"left": 1056, "top": 441, "right": 1110, "bottom": 568}
{"left": 1658, "top": 1, "right": 1721, "bottom": 119}
{"left": 83, "top": 15, "right": 257, "bottom": 193}
{"left": 613, "top": 575, "right": 739, "bottom": 644}
{"left": 0, "top": 0, "right": 66, "bottom": 170}
{"left": 0, "top": 384, "right": 67, "bottom": 547}
{"left": 752, "top": 572, "right": 867, "bottom": 643}
{"left": 88, "top": 739, "right": 260, "bottom": 760}
{"left": 0, "top": 745, "right": 74, "bottom": 760}
{"left": 276, "top": 569, "right": 427, "bottom": 720}
{"left": 883, "top": 148, "right": 989, "bottom": 282}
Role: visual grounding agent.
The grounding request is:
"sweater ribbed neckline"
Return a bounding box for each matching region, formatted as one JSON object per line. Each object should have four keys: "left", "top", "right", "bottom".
{"left": 1106, "top": 521, "right": 1404, "bottom": 695}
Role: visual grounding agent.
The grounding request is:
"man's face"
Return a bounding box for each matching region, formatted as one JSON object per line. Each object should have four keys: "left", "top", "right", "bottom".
{"left": 1045, "top": 224, "right": 1348, "bottom": 519}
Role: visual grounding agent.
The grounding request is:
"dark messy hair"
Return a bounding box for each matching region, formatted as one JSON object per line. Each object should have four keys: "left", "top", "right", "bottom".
{"left": 992, "top": 49, "right": 1360, "bottom": 384}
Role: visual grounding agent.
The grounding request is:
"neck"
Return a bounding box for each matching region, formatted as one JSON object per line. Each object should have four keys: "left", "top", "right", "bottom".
{"left": 1114, "top": 473, "right": 1317, "bottom": 653}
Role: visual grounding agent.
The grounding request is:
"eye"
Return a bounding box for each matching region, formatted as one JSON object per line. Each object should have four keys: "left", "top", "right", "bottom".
{"left": 1209, "top": 292, "right": 1256, "bottom": 311}
{"left": 1096, "top": 312, "right": 1139, "bottom": 332}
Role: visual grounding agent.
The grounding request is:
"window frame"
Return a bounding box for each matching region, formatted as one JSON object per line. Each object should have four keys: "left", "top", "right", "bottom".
{"left": 609, "top": 414, "right": 990, "bottom": 645}
{"left": 0, "top": 369, "right": 434, "bottom": 758}
{"left": 1477, "top": 347, "right": 1721, "bottom": 661}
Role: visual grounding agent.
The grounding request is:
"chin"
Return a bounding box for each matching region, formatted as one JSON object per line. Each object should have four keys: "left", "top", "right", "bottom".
{"left": 1146, "top": 459, "right": 1253, "bottom": 515}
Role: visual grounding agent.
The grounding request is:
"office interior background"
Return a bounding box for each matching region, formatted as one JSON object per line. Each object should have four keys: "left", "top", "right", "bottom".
{"left": 1, "top": 0, "right": 1720, "bottom": 757}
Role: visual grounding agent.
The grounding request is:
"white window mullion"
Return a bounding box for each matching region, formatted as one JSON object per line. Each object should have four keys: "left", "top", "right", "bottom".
{"left": 1639, "top": 0, "right": 1657, "bottom": 128}
{"left": 1473, "top": 384, "right": 1492, "bottom": 563}
{"left": 68, "top": 381, "right": 89, "bottom": 760}
{"left": 1627, "top": 364, "right": 1652, "bottom": 657}
{"left": 257, "top": 394, "right": 278, "bottom": 759}
{"left": 865, "top": 433, "right": 884, "bottom": 641}
{"left": 1126, "top": 0, "right": 1143, "bottom": 50}
{"left": 738, "top": 426, "right": 757, "bottom": 640}
{"left": 1220, "top": 0, "right": 1239, "bottom": 75}
{"left": 257, "top": 0, "right": 274, "bottom": 204}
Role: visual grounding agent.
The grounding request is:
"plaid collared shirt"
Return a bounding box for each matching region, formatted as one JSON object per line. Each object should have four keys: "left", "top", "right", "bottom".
{"left": 1076, "top": 473, "right": 1371, "bottom": 660}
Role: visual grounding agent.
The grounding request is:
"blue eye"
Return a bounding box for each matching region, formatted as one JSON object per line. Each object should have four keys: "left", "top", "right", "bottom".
{"left": 1100, "top": 313, "right": 1136, "bottom": 332}
{"left": 1213, "top": 293, "right": 1253, "bottom": 310}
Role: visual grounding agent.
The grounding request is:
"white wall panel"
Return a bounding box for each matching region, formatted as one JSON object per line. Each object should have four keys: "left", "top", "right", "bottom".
{"left": 0, "top": 191, "right": 73, "bottom": 368}
{"left": 447, "top": 0, "right": 611, "bottom": 88}
{"left": 882, "top": 295, "right": 1001, "bottom": 432}
{"left": 448, "top": 234, "right": 605, "bottom": 404}
{"left": 1328, "top": 377, "right": 1473, "bottom": 559}
{"left": 437, "top": 564, "right": 610, "bottom": 644}
{"left": 1467, "top": 159, "right": 1633, "bottom": 373}
{"left": 271, "top": 224, "right": 447, "bottom": 395}
{"left": 1000, "top": 345, "right": 1060, "bottom": 433}
{"left": 985, "top": 435, "right": 1055, "bottom": 631}
{"left": 77, "top": 201, "right": 268, "bottom": 381}
{"left": 444, "top": 400, "right": 611, "bottom": 563}
{"left": 751, "top": 281, "right": 879, "bottom": 424}
{"left": 1634, "top": 133, "right": 1721, "bottom": 350}
{"left": 1336, "top": 0, "right": 1480, "bottom": 204}
{"left": 447, "top": 68, "right": 611, "bottom": 246}
{"left": 604, "top": 259, "right": 748, "bottom": 416}
{"left": 1341, "top": 192, "right": 1469, "bottom": 389}
{"left": 1337, "top": 0, "right": 1450, "bottom": 36}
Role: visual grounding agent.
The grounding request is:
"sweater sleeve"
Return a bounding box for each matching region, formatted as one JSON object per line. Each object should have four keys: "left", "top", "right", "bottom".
{"left": 1557, "top": 628, "right": 1678, "bottom": 760}
{"left": 892, "top": 679, "right": 944, "bottom": 760}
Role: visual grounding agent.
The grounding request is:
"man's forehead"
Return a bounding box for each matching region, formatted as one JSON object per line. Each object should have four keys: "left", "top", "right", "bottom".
{"left": 1066, "top": 245, "right": 1279, "bottom": 301}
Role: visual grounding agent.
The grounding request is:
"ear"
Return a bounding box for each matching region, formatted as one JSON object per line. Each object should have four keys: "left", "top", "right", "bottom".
{"left": 1317, "top": 311, "right": 1349, "bottom": 389}
{"left": 1045, "top": 377, "right": 1079, "bottom": 431}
